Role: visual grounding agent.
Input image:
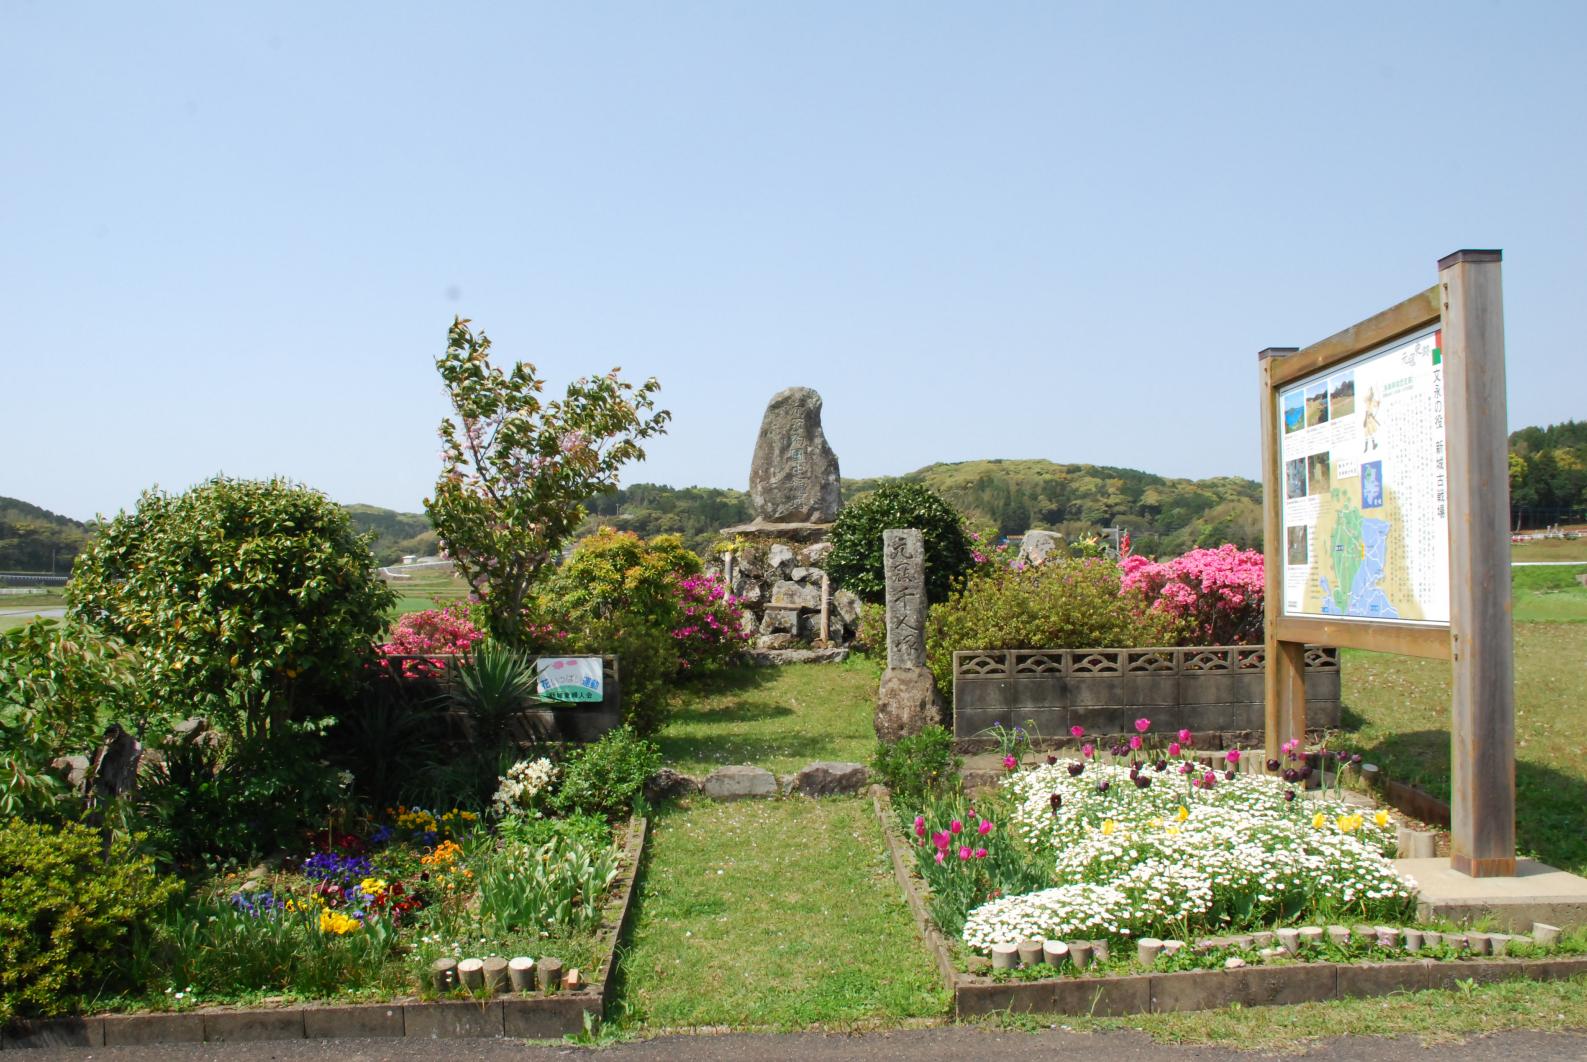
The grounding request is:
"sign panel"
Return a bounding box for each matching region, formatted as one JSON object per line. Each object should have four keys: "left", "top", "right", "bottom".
{"left": 534, "top": 656, "right": 604, "bottom": 702}
{"left": 1277, "top": 325, "right": 1450, "bottom": 624}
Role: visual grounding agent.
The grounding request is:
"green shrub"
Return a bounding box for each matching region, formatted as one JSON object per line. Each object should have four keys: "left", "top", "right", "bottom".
{"left": 925, "top": 558, "right": 1183, "bottom": 695}
{"left": 0, "top": 619, "right": 151, "bottom": 818}
{"left": 497, "top": 811, "right": 611, "bottom": 850}
{"left": 0, "top": 819, "right": 179, "bottom": 1022}
{"left": 552, "top": 726, "right": 661, "bottom": 822}
{"left": 66, "top": 476, "right": 394, "bottom": 743}
{"left": 826, "top": 481, "right": 975, "bottom": 605}
{"left": 535, "top": 528, "right": 720, "bottom": 733}
{"left": 871, "top": 725, "right": 961, "bottom": 804}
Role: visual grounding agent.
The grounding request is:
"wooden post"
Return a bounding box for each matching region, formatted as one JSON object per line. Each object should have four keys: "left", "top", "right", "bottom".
{"left": 1439, "top": 249, "right": 1516, "bottom": 877}
{"left": 1259, "top": 347, "right": 1304, "bottom": 762}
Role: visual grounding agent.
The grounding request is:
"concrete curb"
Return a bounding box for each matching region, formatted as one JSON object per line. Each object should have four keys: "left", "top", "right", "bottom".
{"left": 871, "top": 785, "right": 1587, "bottom": 1018}
{"left": 2, "top": 815, "right": 649, "bottom": 1050}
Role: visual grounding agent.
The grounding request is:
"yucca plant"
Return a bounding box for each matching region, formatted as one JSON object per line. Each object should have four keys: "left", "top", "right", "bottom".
{"left": 448, "top": 640, "right": 542, "bottom": 749}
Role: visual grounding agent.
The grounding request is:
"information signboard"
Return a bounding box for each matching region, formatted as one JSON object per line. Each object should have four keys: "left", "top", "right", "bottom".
{"left": 1277, "top": 325, "right": 1450, "bottom": 625}
{"left": 534, "top": 656, "right": 604, "bottom": 703}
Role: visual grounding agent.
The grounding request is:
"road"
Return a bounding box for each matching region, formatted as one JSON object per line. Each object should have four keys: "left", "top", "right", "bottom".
{"left": 21, "top": 1029, "right": 1587, "bottom": 1061}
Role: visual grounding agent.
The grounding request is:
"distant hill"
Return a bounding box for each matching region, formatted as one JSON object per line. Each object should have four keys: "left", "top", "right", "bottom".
{"left": 843, "top": 460, "right": 1264, "bottom": 557}
{"left": 342, "top": 504, "right": 437, "bottom": 566}
{"left": 0, "top": 497, "right": 90, "bottom": 573}
{"left": 581, "top": 484, "right": 752, "bottom": 555}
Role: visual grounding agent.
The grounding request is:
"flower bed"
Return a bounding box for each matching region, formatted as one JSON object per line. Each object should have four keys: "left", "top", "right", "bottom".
{"left": 901, "top": 727, "right": 1415, "bottom": 954}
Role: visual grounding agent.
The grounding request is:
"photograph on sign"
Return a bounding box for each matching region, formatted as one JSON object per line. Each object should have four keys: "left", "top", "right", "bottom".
{"left": 1276, "top": 325, "right": 1449, "bottom": 625}
{"left": 534, "top": 656, "right": 604, "bottom": 702}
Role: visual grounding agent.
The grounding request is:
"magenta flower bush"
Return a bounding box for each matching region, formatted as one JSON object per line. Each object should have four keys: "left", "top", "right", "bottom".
{"left": 671, "top": 572, "right": 748, "bottom": 673}
{"left": 378, "top": 603, "right": 484, "bottom": 677}
{"left": 1119, "top": 544, "right": 1265, "bottom": 645}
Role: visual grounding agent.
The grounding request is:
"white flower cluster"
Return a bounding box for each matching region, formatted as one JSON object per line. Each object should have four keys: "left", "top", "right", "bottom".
{"left": 490, "top": 757, "right": 559, "bottom": 818}
{"left": 962, "top": 760, "right": 1417, "bottom": 952}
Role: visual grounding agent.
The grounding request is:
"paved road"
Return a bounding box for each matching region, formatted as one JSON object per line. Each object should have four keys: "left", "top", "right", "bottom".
{"left": 1512, "top": 561, "right": 1587, "bottom": 567}
{"left": 0, "top": 605, "right": 65, "bottom": 621}
{"left": 24, "top": 1028, "right": 1587, "bottom": 1061}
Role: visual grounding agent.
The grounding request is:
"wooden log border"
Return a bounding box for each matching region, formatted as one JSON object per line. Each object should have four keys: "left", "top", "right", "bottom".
{"left": 1, "top": 815, "right": 648, "bottom": 1050}
{"left": 871, "top": 786, "right": 1587, "bottom": 1020}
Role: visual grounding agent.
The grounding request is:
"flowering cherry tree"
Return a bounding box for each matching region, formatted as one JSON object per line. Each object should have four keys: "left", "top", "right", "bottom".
{"left": 1119, "top": 544, "right": 1265, "bottom": 645}
{"left": 426, "top": 318, "right": 670, "bottom": 642}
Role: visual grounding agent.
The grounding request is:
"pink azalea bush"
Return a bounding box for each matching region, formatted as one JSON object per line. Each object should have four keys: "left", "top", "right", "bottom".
{"left": 378, "top": 603, "right": 484, "bottom": 677}
{"left": 671, "top": 572, "right": 748, "bottom": 673}
{"left": 1119, "top": 544, "right": 1265, "bottom": 645}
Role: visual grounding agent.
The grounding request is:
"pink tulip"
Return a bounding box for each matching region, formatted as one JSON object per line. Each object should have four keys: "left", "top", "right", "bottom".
{"left": 1082, "top": 743, "right": 1095, "bottom": 759}
{"left": 1134, "top": 718, "right": 1151, "bottom": 734}
{"left": 1002, "top": 755, "right": 1017, "bottom": 771}
{"left": 1129, "top": 735, "right": 1142, "bottom": 751}
{"left": 950, "top": 819, "right": 963, "bottom": 835}
{"left": 978, "top": 819, "right": 993, "bottom": 836}
{"left": 934, "top": 850, "right": 945, "bottom": 864}
{"left": 1168, "top": 741, "right": 1182, "bottom": 757}
{"left": 932, "top": 831, "right": 951, "bottom": 851}
{"left": 1178, "top": 729, "right": 1192, "bottom": 743}
{"left": 1070, "top": 725, "right": 1085, "bottom": 738}
{"left": 973, "top": 847, "right": 988, "bottom": 859}
{"left": 913, "top": 816, "right": 925, "bottom": 837}
{"left": 958, "top": 845, "right": 972, "bottom": 861}
{"left": 1225, "top": 749, "right": 1241, "bottom": 764}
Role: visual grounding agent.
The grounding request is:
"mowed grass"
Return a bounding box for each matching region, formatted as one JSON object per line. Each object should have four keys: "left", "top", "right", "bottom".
{"left": 0, "top": 589, "right": 65, "bottom": 631}
{"left": 1511, "top": 564, "right": 1587, "bottom": 623}
{"left": 616, "top": 796, "right": 948, "bottom": 1031}
{"left": 658, "top": 657, "right": 881, "bottom": 776}
{"left": 1340, "top": 622, "right": 1587, "bottom": 873}
{"left": 1512, "top": 537, "right": 1587, "bottom": 562}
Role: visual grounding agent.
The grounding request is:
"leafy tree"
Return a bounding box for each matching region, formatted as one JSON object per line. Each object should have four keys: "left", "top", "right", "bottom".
{"left": 65, "top": 477, "right": 393, "bottom": 743}
{"left": 826, "top": 481, "right": 975, "bottom": 605}
{"left": 426, "top": 318, "right": 670, "bottom": 642}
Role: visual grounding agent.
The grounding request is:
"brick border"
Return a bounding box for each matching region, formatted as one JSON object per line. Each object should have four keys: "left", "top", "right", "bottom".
{"left": 870, "top": 786, "right": 1587, "bottom": 1019}
{"left": 2, "top": 815, "right": 648, "bottom": 1050}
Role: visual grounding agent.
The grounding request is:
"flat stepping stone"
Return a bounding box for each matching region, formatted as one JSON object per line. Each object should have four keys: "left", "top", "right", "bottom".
{"left": 702, "top": 765, "right": 778, "bottom": 800}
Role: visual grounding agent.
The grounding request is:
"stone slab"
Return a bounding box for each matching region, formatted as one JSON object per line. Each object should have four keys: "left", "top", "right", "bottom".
{"left": 1399, "top": 857, "right": 1587, "bottom": 930}
{"left": 786, "top": 760, "right": 868, "bottom": 797}
{"left": 701, "top": 764, "right": 778, "bottom": 799}
{"left": 1335, "top": 961, "right": 1431, "bottom": 998}
{"left": 745, "top": 647, "right": 849, "bottom": 666}
{"left": 403, "top": 1000, "right": 504, "bottom": 1039}
{"left": 203, "top": 1008, "right": 306, "bottom": 1042}
{"left": 502, "top": 994, "right": 591, "bottom": 1039}
{"left": 302, "top": 1003, "right": 404, "bottom": 1039}
{"left": 1051, "top": 974, "right": 1152, "bottom": 1016}
{"left": 2, "top": 1016, "right": 104, "bottom": 1048}
{"left": 103, "top": 1012, "right": 203, "bottom": 1045}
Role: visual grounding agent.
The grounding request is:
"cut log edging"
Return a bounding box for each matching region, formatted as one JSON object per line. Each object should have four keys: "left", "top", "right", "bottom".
{"left": 1, "top": 815, "right": 649, "bottom": 1050}
{"left": 870, "top": 785, "right": 1587, "bottom": 1020}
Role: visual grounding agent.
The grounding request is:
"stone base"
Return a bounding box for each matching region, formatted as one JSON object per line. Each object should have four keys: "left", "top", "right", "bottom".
{"left": 876, "top": 667, "right": 941, "bottom": 742}
{"left": 1397, "top": 857, "right": 1587, "bottom": 931}
{"left": 745, "top": 647, "right": 849, "bottom": 666}
{"left": 719, "top": 521, "right": 834, "bottom": 543}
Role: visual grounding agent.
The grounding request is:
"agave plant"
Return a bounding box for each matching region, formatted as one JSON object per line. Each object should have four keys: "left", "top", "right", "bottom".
{"left": 447, "top": 640, "right": 543, "bottom": 750}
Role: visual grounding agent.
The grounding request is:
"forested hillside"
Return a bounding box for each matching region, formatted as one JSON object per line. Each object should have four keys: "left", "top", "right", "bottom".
{"left": 1510, "top": 421, "right": 1587, "bottom": 529}
{"left": 342, "top": 504, "right": 437, "bottom": 565}
{"left": 0, "top": 497, "right": 89, "bottom": 573}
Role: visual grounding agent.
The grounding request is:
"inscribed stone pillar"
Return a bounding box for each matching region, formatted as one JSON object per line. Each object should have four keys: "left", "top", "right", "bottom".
{"left": 875, "top": 528, "right": 939, "bottom": 741}
{"left": 883, "top": 530, "right": 927, "bottom": 669}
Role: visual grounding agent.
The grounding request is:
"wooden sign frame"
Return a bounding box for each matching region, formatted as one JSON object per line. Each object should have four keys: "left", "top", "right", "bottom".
{"left": 1259, "top": 250, "right": 1515, "bottom": 877}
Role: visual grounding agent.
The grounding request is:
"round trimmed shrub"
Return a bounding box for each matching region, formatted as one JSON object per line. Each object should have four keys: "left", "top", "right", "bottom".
{"left": 66, "top": 476, "right": 395, "bottom": 742}
{"left": 826, "top": 482, "right": 975, "bottom": 605}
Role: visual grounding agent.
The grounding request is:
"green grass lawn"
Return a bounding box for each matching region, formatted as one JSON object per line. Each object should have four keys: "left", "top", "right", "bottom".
{"left": 1340, "top": 621, "right": 1587, "bottom": 874}
{"left": 657, "top": 656, "right": 881, "bottom": 776}
{"left": 1512, "top": 537, "right": 1587, "bottom": 562}
{"left": 1512, "top": 564, "right": 1587, "bottom": 623}
{"left": 616, "top": 796, "right": 948, "bottom": 1031}
{"left": 0, "top": 589, "right": 65, "bottom": 631}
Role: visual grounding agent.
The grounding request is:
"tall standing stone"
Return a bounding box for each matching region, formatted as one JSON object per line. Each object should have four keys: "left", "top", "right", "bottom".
{"left": 745, "top": 387, "right": 841, "bottom": 526}
{"left": 875, "top": 529, "right": 940, "bottom": 741}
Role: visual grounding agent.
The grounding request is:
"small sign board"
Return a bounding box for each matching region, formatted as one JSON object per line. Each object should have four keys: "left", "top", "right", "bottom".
{"left": 534, "top": 656, "right": 604, "bottom": 703}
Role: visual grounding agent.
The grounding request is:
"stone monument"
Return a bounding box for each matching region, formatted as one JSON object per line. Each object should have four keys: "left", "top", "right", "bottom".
{"left": 721, "top": 386, "right": 841, "bottom": 542}
{"left": 874, "top": 528, "right": 940, "bottom": 741}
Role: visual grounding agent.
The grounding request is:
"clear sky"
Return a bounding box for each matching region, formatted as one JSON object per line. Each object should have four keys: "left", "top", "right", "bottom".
{"left": 5, "top": 2, "right": 1585, "bottom": 523}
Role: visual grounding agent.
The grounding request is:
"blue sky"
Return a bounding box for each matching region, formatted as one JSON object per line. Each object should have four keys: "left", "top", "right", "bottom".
{"left": 5, "top": 2, "right": 1585, "bottom": 522}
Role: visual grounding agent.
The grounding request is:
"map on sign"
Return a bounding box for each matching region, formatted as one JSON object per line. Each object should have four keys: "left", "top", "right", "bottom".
{"left": 1278, "top": 326, "right": 1450, "bottom": 625}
